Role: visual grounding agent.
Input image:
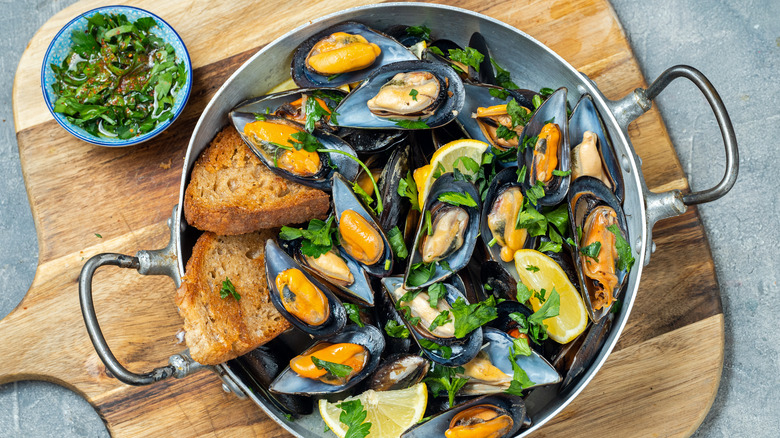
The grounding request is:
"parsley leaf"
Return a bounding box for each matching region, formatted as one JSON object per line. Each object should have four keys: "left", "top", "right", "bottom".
{"left": 406, "top": 25, "right": 432, "bottom": 41}
{"left": 525, "top": 265, "right": 540, "bottom": 273}
{"left": 289, "top": 130, "right": 323, "bottom": 152}
{"left": 407, "top": 262, "right": 436, "bottom": 287}
{"left": 532, "top": 94, "right": 543, "bottom": 109}
{"left": 544, "top": 204, "right": 569, "bottom": 236}
{"left": 507, "top": 99, "right": 532, "bottom": 127}
{"left": 397, "top": 171, "right": 421, "bottom": 212}
{"left": 448, "top": 47, "right": 484, "bottom": 72}
{"left": 450, "top": 296, "right": 498, "bottom": 338}
{"left": 490, "top": 59, "right": 520, "bottom": 89}
{"left": 489, "top": 88, "right": 510, "bottom": 99}
{"left": 343, "top": 303, "right": 365, "bottom": 327}
{"left": 429, "top": 310, "right": 452, "bottom": 332}
{"left": 418, "top": 339, "right": 453, "bottom": 359}
{"left": 552, "top": 169, "right": 572, "bottom": 177}
{"left": 337, "top": 399, "right": 372, "bottom": 438}
{"left": 384, "top": 320, "right": 410, "bottom": 338}
{"left": 528, "top": 288, "right": 561, "bottom": 325}
{"left": 428, "top": 46, "right": 445, "bottom": 57}
{"left": 539, "top": 87, "right": 554, "bottom": 96}
{"left": 387, "top": 226, "right": 409, "bottom": 259}
{"left": 220, "top": 277, "right": 240, "bottom": 301}
{"left": 608, "top": 224, "right": 635, "bottom": 271}
{"left": 537, "top": 240, "right": 562, "bottom": 253}
{"left": 516, "top": 282, "right": 532, "bottom": 303}
{"left": 495, "top": 125, "right": 518, "bottom": 141}
{"left": 279, "top": 217, "right": 336, "bottom": 258}
{"left": 424, "top": 363, "right": 468, "bottom": 407}
{"left": 392, "top": 118, "right": 430, "bottom": 129}
{"left": 438, "top": 191, "right": 477, "bottom": 207}
{"left": 304, "top": 95, "right": 332, "bottom": 133}
{"left": 312, "top": 357, "right": 353, "bottom": 378}
{"left": 409, "top": 88, "right": 419, "bottom": 101}
{"left": 427, "top": 283, "right": 448, "bottom": 308}
{"left": 579, "top": 241, "right": 602, "bottom": 262}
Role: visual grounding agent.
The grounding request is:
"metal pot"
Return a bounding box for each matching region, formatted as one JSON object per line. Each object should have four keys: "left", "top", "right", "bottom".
{"left": 78, "top": 3, "right": 738, "bottom": 437}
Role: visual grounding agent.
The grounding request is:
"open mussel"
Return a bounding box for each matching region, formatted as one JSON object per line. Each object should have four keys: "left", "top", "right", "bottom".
{"left": 269, "top": 324, "right": 385, "bottom": 395}
{"left": 480, "top": 166, "right": 540, "bottom": 281}
{"left": 568, "top": 177, "right": 631, "bottom": 322}
{"left": 334, "top": 60, "right": 465, "bottom": 129}
{"left": 569, "top": 94, "right": 624, "bottom": 203}
{"left": 381, "top": 276, "right": 483, "bottom": 366}
{"left": 368, "top": 354, "right": 430, "bottom": 391}
{"left": 291, "top": 22, "right": 417, "bottom": 88}
{"left": 424, "top": 33, "right": 494, "bottom": 84}
{"left": 553, "top": 313, "right": 614, "bottom": 392}
{"left": 229, "top": 113, "right": 359, "bottom": 190}
{"left": 456, "top": 83, "right": 538, "bottom": 159}
{"left": 279, "top": 238, "right": 376, "bottom": 306}
{"left": 230, "top": 87, "right": 346, "bottom": 133}
{"left": 519, "top": 87, "right": 571, "bottom": 206}
{"left": 332, "top": 173, "right": 394, "bottom": 277}
{"left": 265, "top": 239, "right": 347, "bottom": 337}
{"left": 405, "top": 173, "right": 481, "bottom": 289}
{"left": 401, "top": 393, "right": 526, "bottom": 438}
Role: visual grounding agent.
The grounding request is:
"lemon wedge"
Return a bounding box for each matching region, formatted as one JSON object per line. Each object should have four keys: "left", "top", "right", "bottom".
{"left": 414, "top": 139, "right": 488, "bottom": 207}
{"left": 514, "top": 249, "right": 588, "bottom": 344}
{"left": 319, "top": 383, "right": 428, "bottom": 438}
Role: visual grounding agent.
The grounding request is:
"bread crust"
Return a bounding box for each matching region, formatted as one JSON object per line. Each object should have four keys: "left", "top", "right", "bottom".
{"left": 183, "top": 127, "right": 330, "bottom": 234}
{"left": 175, "top": 230, "right": 291, "bottom": 365}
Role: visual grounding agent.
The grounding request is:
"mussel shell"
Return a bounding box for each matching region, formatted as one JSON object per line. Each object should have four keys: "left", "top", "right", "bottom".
{"left": 229, "top": 113, "right": 360, "bottom": 191}
{"left": 456, "top": 83, "right": 537, "bottom": 162}
{"left": 487, "top": 301, "right": 557, "bottom": 358}
{"left": 381, "top": 276, "right": 483, "bottom": 366}
{"left": 338, "top": 128, "right": 409, "bottom": 154}
{"left": 280, "top": 238, "right": 376, "bottom": 306}
{"left": 468, "top": 32, "right": 495, "bottom": 84}
{"left": 569, "top": 94, "right": 624, "bottom": 203}
{"left": 265, "top": 239, "right": 347, "bottom": 337}
{"left": 374, "top": 280, "right": 415, "bottom": 356}
{"left": 230, "top": 87, "right": 347, "bottom": 133}
{"left": 431, "top": 120, "right": 470, "bottom": 150}
{"left": 332, "top": 173, "right": 394, "bottom": 277}
{"left": 404, "top": 173, "right": 481, "bottom": 289}
{"left": 376, "top": 142, "right": 412, "bottom": 233}
{"left": 461, "top": 327, "right": 560, "bottom": 395}
{"left": 567, "top": 176, "right": 630, "bottom": 323}
{"left": 230, "top": 346, "right": 313, "bottom": 416}
{"left": 553, "top": 313, "right": 613, "bottom": 392}
{"left": 269, "top": 324, "right": 385, "bottom": 395}
{"left": 367, "top": 353, "right": 430, "bottom": 391}
{"left": 291, "top": 22, "right": 417, "bottom": 88}
{"left": 481, "top": 260, "right": 518, "bottom": 302}
{"left": 333, "top": 60, "right": 465, "bottom": 129}
{"left": 401, "top": 393, "right": 526, "bottom": 438}
{"left": 480, "top": 166, "right": 540, "bottom": 281}
{"left": 519, "top": 87, "right": 571, "bottom": 206}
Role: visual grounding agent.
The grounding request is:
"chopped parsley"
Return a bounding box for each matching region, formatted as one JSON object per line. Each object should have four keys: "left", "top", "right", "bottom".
{"left": 384, "top": 320, "right": 410, "bottom": 338}
{"left": 448, "top": 47, "right": 484, "bottom": 72}
{"left": 303, "top": 96, "right": 333, "bottom": 132}
{"left": 451, "top": 295, "right": 498, "bottom": 338}
{"left": 343, "top": 303, "right": 365, "bottom": 327}
{"left": 491, "top": 59, "right": 520, "bottom": 89}
{"left": 525, "top": 265, "right": 540, "bottom": 273}
{"left": 608, "top": 224, "right": 635, "bottom": 271}
{"left": 392, "top": 118, "right": 430, "bottom": 129}
{"left": 489, "top": 88, "right": 510, "bottom": 99}
{"left": 424, "top": 364, "right": 468, "bottom": 407}
{"left": 429, "top": 310, "right": 452, "bottom": 332}
{"left": 406, "top": 25, "right": 432, "bottom": 41}
{"left": 219, "top": 277, "right": 240, "bottom": 301}
{"left": 552, "top": 169, "right": 572, "bottom": 177}
{"left": 409, "top": 88, "right": 419, "bottom": 101}
{"left": 387, "top": 226, "right": 409, "bottom": 259}
{"left": 312, "top": 357, "right": 353, "bottom": 378}
{"left": 397, "top": 171, "right": 420, "bottom": 212}
{"left": 438, "top": 191, "right": 477, "bottom": 208}
{"left": 279, "top": 216, "right": 336, "bottom": 258}
{"left": 406, "top": 261, "right": 436, "bottom": 287}
{"left": 426, "top": 283, "right": 448, "bottom": 308}
{"left": 336, "top": 399, "right": 372, "bottom": 438}
{"left": 579, "top": 241, "right": 602, "bottom": 262}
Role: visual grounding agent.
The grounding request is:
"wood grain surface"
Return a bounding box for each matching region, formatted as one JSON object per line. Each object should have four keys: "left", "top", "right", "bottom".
{"left": 4, "top": 0, "right": 722, "bottom": 436}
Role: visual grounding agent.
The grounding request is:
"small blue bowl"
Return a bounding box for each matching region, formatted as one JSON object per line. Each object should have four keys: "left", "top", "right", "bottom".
{"left": 41, "top": 6, "right": 192, "bottom": 147}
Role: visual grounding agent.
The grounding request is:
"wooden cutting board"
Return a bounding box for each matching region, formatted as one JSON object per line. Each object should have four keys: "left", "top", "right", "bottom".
{"left": 5, "top": 0, "right": 723, "bottom": 436}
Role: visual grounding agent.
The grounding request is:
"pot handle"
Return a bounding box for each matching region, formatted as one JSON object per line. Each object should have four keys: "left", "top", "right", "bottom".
{"left": 606, "top": 65, "right": 738, "bottom": 262}
{"left": 78, "top": 207, "right": 206, "bottom": 385}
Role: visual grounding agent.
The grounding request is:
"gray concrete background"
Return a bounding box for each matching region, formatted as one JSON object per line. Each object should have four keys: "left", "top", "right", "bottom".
{"left": 0, "top": 0, "right": 776, "bottom": 436}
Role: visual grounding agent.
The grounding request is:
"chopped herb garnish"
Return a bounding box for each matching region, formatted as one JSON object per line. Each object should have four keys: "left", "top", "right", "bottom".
{"left": 344, "top": 303, "right": 365, "bottom": 327}
{"left": 516, "top": 282, "right": 533, "bottom": 303}
{"left": 537, "top": 240, "right": 562, "bottom": 253}
{"left": 424, "top": 210, "right": 433, "bottom": 236}
{"left": 312, "top": 357, "right": 353, "bottom": 378}
{"left": 427, "top": 283, "right": 448, "bottom": 308}
{"left": 438, "top": 191, "right": 477, "bottom": 207}
{"left": 336, "top": 399, "right": 372, "bottom": 438}
{"left": 505, "top": 341, "right": 535, "bottom": 395}
{"left": 393, "top": 118, "right": 430, "bottom": 129}
{"left": 453, "top": 156, "right": 481, "bottom": 174}
{"left": 579, "top": 241, "right": 602, "bottom": 262}
{"left": 544, "top": 204, "right": 569, "bottom": 236}
{"left": 254, "top": 113, "right": 266, "bottom": 121}
{"left": 552, "top": 169, "right": 572, "bottom": 177}
{"left": 507, "top": 99, "right": 532, "bottom": 127}
{"left": 448, "top": 47, "right": 484, "bottom": 72}
{"left": 418, "top": 338, "right": 453, "bottom": 359}
{"left": 409, "top": 88, "right": 419, "bottom": 101}
{"left": 488, "top": 237, "right": 497, "bottom": 247}
{"left": 384, "top": 259, "right": 392, "bottom": 271}
{"left": 432, "top": 162, "right": 447, "bottom": 179}
{"left": 539, "top": 87, "right": 554, "bottom": 96}
{"left": 303, "top": 95, "right": 332, "bottom": 132}
{"left": 489, "top": 88, "right": 511, "bottom": 99}
{"left": 352, "top": 182, "right": 376, "bottom": 214}
{"left": 94, "top": 233, "right": 102, "bottom": 238}
{"left": 220, "top": 277, "right": 240, "bottom": 301}
{"left": 451, "top": 295, "right": 498, "bottom": 338}
{"left": 424, "top": 363, "right": 468, "bottom": 406}
{"left": 495, "top": 124, "right": 518, "bottom": 141}
{"left": 428, "top": 46, "right": 445, "bottom": 57}
{"left": 429, "top": 310, "right": 452, "bottom": 332}
{"left": 397, "top": 171, "right": 421, "bottom": 212}
{"left": 327, "top": 73, "right": 342, "bottom": 81}
{"left": 491, "top": 59, "right": 520, "bottom": 89}
{"left": 532, "top": 95, "right": 544, "bottom": 109}
{"left": 608, "top": 224, "right": 635, "bottom": 271}
{"left": 279, "top": 216, "right": 336, "bottom": 258}
{"left": 407, "top": 261, "right": 436, "bottom": 287}
{"left": 388, "top": 226, "right": 409, "bottom": 259}
{"left": 525, "top": 181, "right": 546, "bottom": 206}
{"left": 384, "top": 320, "right": 410, "bottom": 338}
{"left": 289, "top": 130, "right": 323, "bottom": 152}
{"left": 517, "top": 165, "right": 527, "bottom": 183}
{"left": 406, "top": 25, "right": 432, "bottom": 41}
{"left": 526, "top": 265, "right": 540, "bottom": 273}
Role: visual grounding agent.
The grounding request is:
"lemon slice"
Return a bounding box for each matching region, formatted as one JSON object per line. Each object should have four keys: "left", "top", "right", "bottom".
{"left": 319, "top": 383, "right": 428, "bottom": 438}
{"left": 514, "top": 249, "right": 588, "bottom": 344}
{"left": 414, "top": 139, "right": 488, "bottom": 207}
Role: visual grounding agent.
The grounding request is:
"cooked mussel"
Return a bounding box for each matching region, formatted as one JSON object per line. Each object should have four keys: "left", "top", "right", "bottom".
{"left": 230, "top": 87, "right": 346, "bottom": 133}
{"left": 229, "top": 113, "right": 359, "bottom": 190}
{"left": 456, "top": 83, "right": 537, "bottom": 155}
{"left": 291, "top": 22, "right": 417, "bottom": 88}
{"left": 368, "top": 354, "right": 430, "bottom": 391}
{"left": 331, "top": 173, "right": 394, "bottom": 277}
{"left": 334, "top": 60, "right": 465, "bottom": 129}
{"left": 269, "top": 325, "right": 385, "bottom": 395}
{"left": 265, "top": 239, "right": 346, "bottom": 337}
{"left": 405, "top": 173, "right": 481, "bottom": 289}
{"left": 480, "top": 167, "right": 540, "bottom": 283}
{"left": 401, "top": 394, "right": 526, "bottom": 438}
{"left": 381, "top": 276, "right": 483, "bottom": 366}
{"left": 568, "top": 94, "right": 624, "bottom": 203}
{"left": 519, "top": 87, "right": 571, "bottom": 206}
{"left": 568, "top": 177, "right": 631, "bottom": 322}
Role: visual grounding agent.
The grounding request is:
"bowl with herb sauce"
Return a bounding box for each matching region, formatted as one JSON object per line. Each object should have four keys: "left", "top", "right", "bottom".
{"left": 41, "top": 6, "right": 192, "bottom": 146}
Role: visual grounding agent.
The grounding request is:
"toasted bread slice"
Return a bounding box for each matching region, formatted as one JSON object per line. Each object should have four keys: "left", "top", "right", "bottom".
{"left": 183, "top": 126, "right": 330, "bottom": 235}
{"left": 176, "top": 230, "right": 290, "bottom": 365}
